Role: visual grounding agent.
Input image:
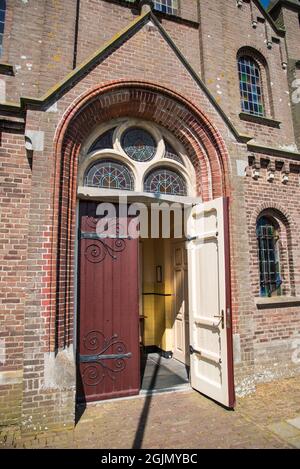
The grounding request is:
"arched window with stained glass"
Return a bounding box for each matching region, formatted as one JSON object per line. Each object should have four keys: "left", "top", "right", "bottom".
{"left": 144, "top": 167, "right": 187, "bottom": 196}
{"left": 88, "top": 128, "right": 115, "bottom": 153}
{"left": 84, "top": 160, "right": 134, "bottom": 191}
{"left": 256, "top": 215, "right": 282, "bottom": 297}
{"left": 164, "top": 140, "right": 184, "bottom": 166}
{"left": 238, "top": 56, "right": 265, "bottom": 117}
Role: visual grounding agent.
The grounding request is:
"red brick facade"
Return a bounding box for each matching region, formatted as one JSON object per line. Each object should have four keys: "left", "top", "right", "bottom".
{"left": 0, "top": 0, "right": 300, "bottom": 431}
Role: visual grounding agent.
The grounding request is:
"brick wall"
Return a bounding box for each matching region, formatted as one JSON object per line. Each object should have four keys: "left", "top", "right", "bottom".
{"left": 0, "top": 1, "right": 298, "bottom": 152}
{"left": 0, "top": 0, "right": 299, "bottom": 429}
{"left": 0, "top": 132, "right": 31, "bottom": 425}
{"left": 198, "top": 0, "right": 295, "bottom": 148}
{"left": 76, "top": 0, "right": 135, "bottom": 65}
{"left": 242, "top": 156, "right": 300, "bottom": 383}
{"left": 280, "top": 6, "right": 300, "bottom": 148}
{"left": 2, "top": 1, "right": 46, "bottom": 100}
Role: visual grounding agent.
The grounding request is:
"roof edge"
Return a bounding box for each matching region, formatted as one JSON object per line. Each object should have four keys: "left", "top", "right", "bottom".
{"left": 268, "top": 0, "right": 300, "bottom": 14}
{"left": 253, "top": 0, "right": 286, "bottom": 35}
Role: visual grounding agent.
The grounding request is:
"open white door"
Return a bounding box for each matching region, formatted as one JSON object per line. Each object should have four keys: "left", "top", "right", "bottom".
{"left": 187, "top": 197, "right": 235, "bottom": 408}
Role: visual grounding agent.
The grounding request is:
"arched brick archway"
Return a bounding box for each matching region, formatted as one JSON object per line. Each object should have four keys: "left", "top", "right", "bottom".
{"left": 50, "top": 81, "right": 231, "bottom": 350}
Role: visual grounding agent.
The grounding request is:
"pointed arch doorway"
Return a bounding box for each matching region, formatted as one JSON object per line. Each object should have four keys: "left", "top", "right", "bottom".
{"left": 75, "top": 112, "right": 234, "bottom": 407}
{"left": 52, "top": 81, "right": 235, "bottom": 409}
{"left": 76, "top": 118, "right": 196, "bottom": 403}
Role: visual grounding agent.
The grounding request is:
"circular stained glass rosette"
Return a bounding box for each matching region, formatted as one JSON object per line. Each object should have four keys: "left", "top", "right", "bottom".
{"left": 122, "top": 128, "right": 156, "bottom": 162}
{"left": 144, "top": 168, "right": 187, "bottom": 196}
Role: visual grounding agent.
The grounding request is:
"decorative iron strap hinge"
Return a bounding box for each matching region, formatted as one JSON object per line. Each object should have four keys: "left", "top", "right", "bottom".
{"left": 80, "top": 352, "right": 132, "bottom": 363}
{"left": 80, "top": 232, "right": 132, "bottom": 240}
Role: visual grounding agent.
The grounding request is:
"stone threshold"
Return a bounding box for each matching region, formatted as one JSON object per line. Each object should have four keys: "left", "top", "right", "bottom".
{"left": 82, "top": 385, "right": 192, "bottom": 407}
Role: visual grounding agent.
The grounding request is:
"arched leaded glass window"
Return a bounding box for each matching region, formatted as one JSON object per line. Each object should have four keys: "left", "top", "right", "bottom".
{"left": 144, "top": 167, "right": 187, "bottom": 196}
{"left": 84, "top": 160, "right": 134, "bottom": 191}
{"left": 164, "top": 140, "right": 184, "bottom": 166}
{"left": 256, "top": 216, "right": 281, "bottom": 297}
{"left": 238, "top": 56, "right": 264, "bottom": 117}
{"left": 88, "top": 128, "right": 115, "bottom": 153}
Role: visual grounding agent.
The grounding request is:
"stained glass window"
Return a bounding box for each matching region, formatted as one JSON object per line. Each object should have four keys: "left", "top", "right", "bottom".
{"left": 88, "top": 128, "right": 115, "bottom": 153}
{"left": 153, "top": 0, "right": 178, "bottom": 15}
{"left": 164, "top": 141, "right": 184, "bottom": 165}
{"left": 257, "top": 216, "right": 281, "bottom": 297}
{"left": 238, "top": 56, "right": 264, "bottom": 117}
{"left": 85, "top": 160, "right": 134, "bottom": 191}
{"left": 122, "top": 128, "right": 156, "bottom": 162}
{"left": 144, "top": 168, "right": 187, "bottom": 196}
{"left": 0, "top": 0, "right": 6, "bottom": 57}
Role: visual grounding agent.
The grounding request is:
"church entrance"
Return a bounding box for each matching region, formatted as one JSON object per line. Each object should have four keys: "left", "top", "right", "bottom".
{"left": 75, "top": 114, "right": 234, "bottom": 408}
{"left": 76, "top": 197, "right": 235, "bottom": 407}
{"left": 77, "top": 200, "right": 191, "bottom": 402}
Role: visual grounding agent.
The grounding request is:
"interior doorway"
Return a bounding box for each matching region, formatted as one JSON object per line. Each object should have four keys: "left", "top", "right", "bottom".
{"left": 139, "top": 230, "right": 190, "bottom": 395}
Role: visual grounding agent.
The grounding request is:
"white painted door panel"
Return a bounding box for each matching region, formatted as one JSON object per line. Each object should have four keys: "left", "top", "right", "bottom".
{"left": 173, "top": 243, "right": 189, "bottom": 364}
{"left": 187, "top": 197, "right": 234, "bottom": 408}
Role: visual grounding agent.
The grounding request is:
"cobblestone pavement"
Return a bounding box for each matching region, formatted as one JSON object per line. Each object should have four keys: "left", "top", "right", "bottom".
{"left": 1, "top": 376, "right": 300, "bottom": 449}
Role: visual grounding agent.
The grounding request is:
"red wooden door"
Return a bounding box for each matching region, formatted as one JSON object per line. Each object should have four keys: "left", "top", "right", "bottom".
{"left": 77, "top": 202, "right": 140, "bottom": 403}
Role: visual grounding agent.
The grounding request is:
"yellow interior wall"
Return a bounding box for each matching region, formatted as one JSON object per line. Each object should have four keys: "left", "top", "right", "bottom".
{"left": 141, "top": 238, "right": 174, "bottom": 351}
{"left": 163, "top": 239, "right": 174, "bottom": 352}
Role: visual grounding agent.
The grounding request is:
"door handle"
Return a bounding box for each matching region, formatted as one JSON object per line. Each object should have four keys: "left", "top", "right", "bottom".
{"left": 189, "top": 345, "right": 222, "bottom": 364}
{"left": 213, "top": 310, "right": 224, "bottom": 329}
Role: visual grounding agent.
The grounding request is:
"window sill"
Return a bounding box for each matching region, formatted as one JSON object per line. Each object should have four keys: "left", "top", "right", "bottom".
{"left": 255, "top": 296, "right": 300, "bottom": 309}
{"left": 239, "top": 112, "right": 281, "bottom": 128}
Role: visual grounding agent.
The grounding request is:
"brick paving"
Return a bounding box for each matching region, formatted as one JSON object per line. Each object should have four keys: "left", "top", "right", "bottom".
{"left": 1, "top": 376, "right": 300, "bottom": 449}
